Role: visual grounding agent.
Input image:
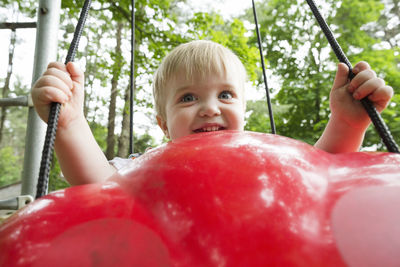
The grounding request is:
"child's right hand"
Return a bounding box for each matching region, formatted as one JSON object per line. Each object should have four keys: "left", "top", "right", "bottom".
{"left": 31, "top": 62, "right": 85, "bottom": 129}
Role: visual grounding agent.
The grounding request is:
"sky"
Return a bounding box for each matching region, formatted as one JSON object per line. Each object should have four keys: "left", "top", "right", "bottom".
{"left": 0, "top": 0, "right": 256, "bottom": 142}
{"left": 189, "top": 0, "right": 251, "bottom": 19}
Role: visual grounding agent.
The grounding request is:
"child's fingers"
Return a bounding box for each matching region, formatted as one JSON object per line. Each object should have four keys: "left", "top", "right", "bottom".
{"left": 331, "top": 63, "right": 349, "bottom": 90}
{"left": 47, "top": 61, "right": 68, "bottom": 72}
{"left": 46, "top": 62, "right": 84, "bottom": 87}
{"left": 352, "top": 61, "right": 370, "bottom": 74}
{"left": 66, "top": 62, "right": 84, "bottom": 87}
{"left": 348, "top": 69, "right": 377, "bottom": 93}
{"left": 367, "top": 85, "right": 393, "bottom": 111}
{"left": 352, "top": 77, "right": 386, "bottom": 100}
{"left": 43, "top": 67, "right": 74, "bottom": 90}
{"left": 34, "top": 73, "right": 72, "bottom": 98}
{"left": 33, "top": 85, "right": 70, "bottom": 105}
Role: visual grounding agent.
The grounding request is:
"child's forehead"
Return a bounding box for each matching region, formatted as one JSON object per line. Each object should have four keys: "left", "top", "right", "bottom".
{"left": 166, "top": 67, "right": 241, "bottom": 90}
{"left": 170, "top": 63, "right": 242, "bottom": 83}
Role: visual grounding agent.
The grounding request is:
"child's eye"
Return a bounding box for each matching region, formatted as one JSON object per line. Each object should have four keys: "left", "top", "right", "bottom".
{"left": 180, "top": 93, "right": 197, "bottom": 103}
{"left": 219, "top": 91, "right": 233, "bottom": 100}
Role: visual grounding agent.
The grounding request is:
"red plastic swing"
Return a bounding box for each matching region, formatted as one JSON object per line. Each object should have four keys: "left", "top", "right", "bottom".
{"left": 1, "top": 131, "right": 400, "bottom": 266}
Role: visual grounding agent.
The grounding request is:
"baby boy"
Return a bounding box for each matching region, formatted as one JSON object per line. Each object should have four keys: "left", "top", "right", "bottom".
{"left": 32, "top": 40, "right": 393, "bottom": 185}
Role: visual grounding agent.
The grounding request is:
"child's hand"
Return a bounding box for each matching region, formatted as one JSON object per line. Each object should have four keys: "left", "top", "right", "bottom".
{"left": 329, "top": 61, "right": 393, "bottom": 130}
{"left": 31, "top": 62, "right": 85, "bottom": 130}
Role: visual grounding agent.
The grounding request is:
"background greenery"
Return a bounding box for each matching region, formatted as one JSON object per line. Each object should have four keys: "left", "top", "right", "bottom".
{"left": 0, "top": 0, "right": 399, "bottom": 191}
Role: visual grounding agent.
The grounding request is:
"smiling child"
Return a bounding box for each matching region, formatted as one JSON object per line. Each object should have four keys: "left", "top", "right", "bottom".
{"left": 31, "top": 40, "right": 393, "bottom": 185}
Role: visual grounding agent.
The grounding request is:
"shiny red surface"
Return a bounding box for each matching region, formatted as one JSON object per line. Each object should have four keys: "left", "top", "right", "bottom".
{"left": 1, "top": 131, "right": 400, "bottom": 266}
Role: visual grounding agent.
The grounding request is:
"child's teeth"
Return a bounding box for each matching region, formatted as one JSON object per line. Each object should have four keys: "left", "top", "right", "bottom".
{"left": 195, "top": 126, "right": 222, "bottom": 132}
{"left": 203, "top": 126, "right": 219, "bottom": 132}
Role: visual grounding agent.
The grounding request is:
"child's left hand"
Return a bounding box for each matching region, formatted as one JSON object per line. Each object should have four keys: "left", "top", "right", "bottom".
{"left": 329, "top": 61, "right": 393, "bottom": 130}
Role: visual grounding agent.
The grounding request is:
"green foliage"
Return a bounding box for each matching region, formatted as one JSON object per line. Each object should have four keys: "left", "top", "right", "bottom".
{"left": 0, "top": 146, "right": 22, "bottom": 187}
{"left": 134, "top": 132, "right": 157, "bottom": 153}
{"left": 186, "top": 13, "right": 259, "bottom": 83}
{"left": 0, "top": 0, "right": 37, "bottom": 17}
{"left": 245, "top": 100, "right": 291, "bottom": 133}
{"left": 48, "top": 155, "right": 69, "bottom": 192}
{"left": 0, "top": 81, "right": 29, "bottom": 188}
{"left": 333, "top": 0, "right": 383, "bottom": 51}
{"left": 243, "top": 0, "right": 400, "bottom": 149}
{"left": 58, "top": 0, "right": 261, "bottom": 153}
{"left": 243, "top": 0, "right": 335, "bottom": 143}
{"left": 1, "top": 0, "right": 399, "bottom": 194}
{"left": 89, "top": 121, "right": 108, "bottom": 151}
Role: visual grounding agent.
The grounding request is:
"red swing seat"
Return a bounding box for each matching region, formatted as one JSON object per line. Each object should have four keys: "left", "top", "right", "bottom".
{"left": 1, "top": 131, "right": 400, "bottom": 266}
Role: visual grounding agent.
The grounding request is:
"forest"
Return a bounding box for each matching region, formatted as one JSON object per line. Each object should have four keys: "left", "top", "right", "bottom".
{"left": 0, "top": 0, "right": 399, "bottom": 191}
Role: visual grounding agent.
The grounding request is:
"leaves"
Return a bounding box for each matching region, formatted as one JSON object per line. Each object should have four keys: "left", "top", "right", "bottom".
{"left": 243, "top": 0, "right": 400, "bottom": 148}
{"left": 0, "top": 0, "right": 399, "bottom": 191}
{"left": 0, "top": 146, "right": 21, "bottom": 187}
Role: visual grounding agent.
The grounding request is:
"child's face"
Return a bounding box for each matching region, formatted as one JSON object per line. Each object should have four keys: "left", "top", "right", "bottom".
{"left": 157, "top": 68, "right": 245, "bottom": 140}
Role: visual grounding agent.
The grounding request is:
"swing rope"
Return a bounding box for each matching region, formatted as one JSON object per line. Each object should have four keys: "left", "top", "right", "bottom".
{"left": 306, "top": 0, "right": 399, "bottom": 153}
{"left": 251, "top": 0, "right": 276, "bottom": 134}
{"left": 36, "top": 0, "right": 92, "bottom": 199}
{"left": 129, "top": 0, "right": 135, "bottom": 155}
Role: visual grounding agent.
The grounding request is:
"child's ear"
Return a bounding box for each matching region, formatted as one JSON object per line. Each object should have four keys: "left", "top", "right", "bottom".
{"left": 156, "top": 115, "right": 170, "bottom": 139}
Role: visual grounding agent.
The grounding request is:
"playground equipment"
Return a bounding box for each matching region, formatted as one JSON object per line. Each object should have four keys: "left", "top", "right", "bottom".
{"left": 1, "top": 131, "right": 400, "bottom": 266}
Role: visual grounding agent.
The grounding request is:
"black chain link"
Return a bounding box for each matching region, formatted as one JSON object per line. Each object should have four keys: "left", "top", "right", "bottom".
{"left": 36, "top": 0, "right": 92, "bottom": 199}
{"left": 306, "top": 0, "right": 399, "bottom": 153}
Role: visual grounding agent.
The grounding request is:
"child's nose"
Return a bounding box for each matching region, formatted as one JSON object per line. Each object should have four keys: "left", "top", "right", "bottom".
{"left": 199, "top": 100, "right": 221, "bottom": 117}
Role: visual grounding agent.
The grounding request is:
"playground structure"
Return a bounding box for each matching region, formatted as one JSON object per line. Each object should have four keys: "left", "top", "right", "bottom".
{"left": 0, "top": 1, "right": 61, "bottom": 209}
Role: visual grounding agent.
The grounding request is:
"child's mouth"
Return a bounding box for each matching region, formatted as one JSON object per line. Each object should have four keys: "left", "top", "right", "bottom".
{"left": 193, "top": 126, "right": 225, "bottom": 133}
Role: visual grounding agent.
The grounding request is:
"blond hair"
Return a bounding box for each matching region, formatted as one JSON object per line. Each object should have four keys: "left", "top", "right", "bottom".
{"left": 153, "top": 40, "right": 247, "bottom": 119}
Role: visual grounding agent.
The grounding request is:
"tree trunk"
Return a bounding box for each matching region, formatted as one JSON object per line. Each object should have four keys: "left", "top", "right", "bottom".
{"left": 314, "top": 47, "right": 323, "bottom": 125}
{"left": 117, "top": 84, "right": 131, "bottom": 157}
{"left": 308, "top": 39, "right": 323, "bottom": 126}
{"left": 0, "top": 29, "right": 16, "bottom": 144}
{"left": 105, "top": 21, "right": 123, "bottom": 160}
{"left": 83, "top": 26, "right": 101, "bottom": 119}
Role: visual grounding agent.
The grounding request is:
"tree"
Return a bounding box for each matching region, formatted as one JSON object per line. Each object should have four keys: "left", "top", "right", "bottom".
{"left": 243, "top": 0, "right": 399, "bottom": 149}
{"left": 0, "top": 146, "right": 21, "bottom": 187}
{"left": 185, "top": 12, "right": 259, "bottom": 82}
{"left": 0, "top": 28, "right": 16, "bottom": 144}
{"left": 0, "top": 1, "right": 36, "bottom": 188}
{"left": 117, "top": 84, "right": 131, "bottom": 157}
{"left": 105, "top": 21, "right": 124, "bottom": 160}
{"left": 356, "top": 0, "right": 400, "bottom": 148}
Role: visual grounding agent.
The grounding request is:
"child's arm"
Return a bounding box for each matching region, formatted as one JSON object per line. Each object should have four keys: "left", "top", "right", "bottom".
{"left": 315, "top": 61, "right": 393, "bottom": 153}
{"left": 32, "top": 62, "right": 116, "bottom": 185}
